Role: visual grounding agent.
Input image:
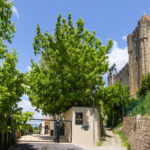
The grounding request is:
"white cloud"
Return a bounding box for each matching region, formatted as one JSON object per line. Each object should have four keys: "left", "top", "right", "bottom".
{"left": 18, "top": 98, "right": 45, "bottom": 119}
{"left": 122, "top": 35, "right": 127, "bottom": 41}
{"left": 22, "top": 94, "right": 29, "bottom": 101}
{"left": 12, "top": 6, "right": 19, "bottom": 19}
{"left": 108, "top": 41, "right": 128, "bottom": 71}
{"left": 27, "top": 66, "right": 31, "bottom": 72}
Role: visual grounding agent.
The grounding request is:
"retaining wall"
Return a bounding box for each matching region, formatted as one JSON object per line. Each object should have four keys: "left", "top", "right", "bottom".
{"left": 122, "top": 117, "right": 150, "bottom": 150}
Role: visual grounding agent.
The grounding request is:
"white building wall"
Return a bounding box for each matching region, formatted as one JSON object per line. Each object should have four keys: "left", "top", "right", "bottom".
{"left": 41, "top": 120, "right": 45, "bottom": 134}
{"left": 64, "top": 107, "right": 101, "bottom": 146}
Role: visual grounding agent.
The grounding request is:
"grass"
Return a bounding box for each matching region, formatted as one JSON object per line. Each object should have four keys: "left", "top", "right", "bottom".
{"left": 112, "top": 123, "right": 123, "bottom": 133}
{"left": 112, "top": 124, "right": 131, "bottom": 150}
{"left": 115, "top": 131, "right": 131, "bottom": 150}
{"left": 97, "top": 128, "right": 106, "bottom": 146}
{"left": 97, "top": 136, "right": 105, "bottom": 146}
{"left": 116, "top": 131, "right": 128, "bottom": 147}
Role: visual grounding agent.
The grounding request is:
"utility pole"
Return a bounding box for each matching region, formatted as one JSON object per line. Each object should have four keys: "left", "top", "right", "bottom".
{"left": 92, "top": 86, "right": 96, "bottom": 145}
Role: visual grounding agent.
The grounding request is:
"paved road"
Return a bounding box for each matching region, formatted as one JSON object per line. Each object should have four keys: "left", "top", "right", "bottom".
{"left": 16, "top": 143, "right": 84, "bottom": 150}
{"left": 15, "top": 128, "right": 127, "bottom": 150}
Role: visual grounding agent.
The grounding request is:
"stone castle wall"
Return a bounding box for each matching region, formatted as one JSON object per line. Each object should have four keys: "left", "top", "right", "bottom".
{"left": 128, "top": 15, "right": 150, "bottom": 95}
{"left": 108, "top": 14, "right": 150, "bottom": 95}
{"left": 108, "top": 74, "right": 117, "bottom": 86}
{"left": 122, "top": 117, "right": 150, "bottom": 150}
{"left": 116, "top": 63, "right": 129, "bottom": 87}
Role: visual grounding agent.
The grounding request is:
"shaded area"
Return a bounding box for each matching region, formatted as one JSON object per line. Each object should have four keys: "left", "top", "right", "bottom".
{"left": 16, "top": 143, "right": 84, "bottom": 150}
{"left": 16, "top": 143, "right": 38, "bottom": 150}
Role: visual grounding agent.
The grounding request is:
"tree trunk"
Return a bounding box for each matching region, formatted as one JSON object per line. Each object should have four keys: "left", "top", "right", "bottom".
{"left": 112, "top": 112, "right": 114, "bottom": 127}
{"left": 122, "top": 106, "right": 124, "bottom": 121}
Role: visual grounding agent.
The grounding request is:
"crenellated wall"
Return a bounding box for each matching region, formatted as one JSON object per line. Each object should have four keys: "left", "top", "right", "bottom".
{"left": 116, "top": 63, "right": 129, "bottom": 87}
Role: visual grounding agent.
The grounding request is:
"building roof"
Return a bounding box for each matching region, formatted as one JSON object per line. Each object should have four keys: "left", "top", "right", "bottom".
{"left": 42, "top": 117, "right": 51, "bottom": 120}
{"left": 65, "top": 106, "right": 98, "bottom": 112}
{"left": 142, "top": 14, "right": 150, "bottom": 22}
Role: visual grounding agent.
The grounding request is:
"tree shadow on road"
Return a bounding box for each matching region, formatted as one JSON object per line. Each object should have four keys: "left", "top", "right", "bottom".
{"left": 16, "top": 143, "right": 39, "bottom": 150}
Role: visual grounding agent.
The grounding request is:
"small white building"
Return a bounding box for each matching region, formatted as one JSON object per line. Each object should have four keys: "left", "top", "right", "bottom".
{"left": 64, "top": 107, "right": 101, "bottom": 146}
{"left": 40, "top": 117, "right": 54, "bottom": 135}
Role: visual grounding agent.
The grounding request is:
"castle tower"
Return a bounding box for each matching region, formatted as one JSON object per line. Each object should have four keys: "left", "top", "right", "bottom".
{"left": 108, "top": 74, "right": 117, "bottom": 86}
{"left": 107, "top": 14, "right": 150, "bottom": 95}
{"left": 128, "top": 14, "right": 150, "bottom": 95}
{"left": 108, "top": 63, "right": 117, "bottom": 86}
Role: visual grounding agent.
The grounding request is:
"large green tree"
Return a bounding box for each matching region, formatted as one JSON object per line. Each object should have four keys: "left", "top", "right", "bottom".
{"left": 12, "top": 111, "right": 34, "bottom": 135}
{"left": 27, "top": 14, "right": 113, "bottom": 115}
{"left": 0, "top": 50, "right": 24, "bottom": 132}
{"left": 0, "top": 0, "right": 24, "bottom": 132}
{"left": 0, "top": 0, "right": 15, "bottom": 57}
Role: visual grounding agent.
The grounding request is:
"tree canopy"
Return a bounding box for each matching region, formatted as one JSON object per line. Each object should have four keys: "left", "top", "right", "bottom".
{"left": 0, "top": 50, "right": 25, "bottom": 132}
{"left": 101, "top": 81, "right": 130, "bottom": 127}
{"left": 12, "top": 111, "right": 34, "bottom": 134}
{"left": 0, "top": 0, "right": 24, "bottom": 132}
{"left": 27, "top": 14, "right": 113, "bottom": 115}
{"left": 0, "top": 0, "right": 15, "bottom": 41}
{"left": 0, "top": 0, "right": 15, "bottom": 57}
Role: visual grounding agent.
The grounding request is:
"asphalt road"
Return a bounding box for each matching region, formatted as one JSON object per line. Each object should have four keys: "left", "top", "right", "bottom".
{"left": 16, "top": 143, "right": 85, "bottom": 150}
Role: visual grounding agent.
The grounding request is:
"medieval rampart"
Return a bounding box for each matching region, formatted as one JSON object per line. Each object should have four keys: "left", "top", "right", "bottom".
{"left": 108, "top": 14, "right": 150, "bottom": 95}
{"left": 116, "top": 63, "right": 129, "bottom": 87}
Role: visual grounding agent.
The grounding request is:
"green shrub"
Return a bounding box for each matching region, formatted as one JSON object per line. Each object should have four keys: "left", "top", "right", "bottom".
{"left": 97, "top": 135, "right": 106, "bottom": 146}
{"left": 125, "top": 92, "right": 150, "bottom": 116}
{"left": 114, "top": 130, "right": 131, "bottom": 149}
{"left": 127, "top": 144, "right": 131, "bottom": 150}
{"left": 112, "top": 123, "right": 123, "bottom": 133}
{"left": 137, "top": 73, "right": 150, "bottom": 97}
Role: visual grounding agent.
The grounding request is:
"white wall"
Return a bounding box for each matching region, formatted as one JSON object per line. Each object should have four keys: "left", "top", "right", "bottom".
{"left": 41, "top": 120, "right": 45, "bottom": 134}
{"left": 64, "top": 107, "right": 101, "bottom": 146}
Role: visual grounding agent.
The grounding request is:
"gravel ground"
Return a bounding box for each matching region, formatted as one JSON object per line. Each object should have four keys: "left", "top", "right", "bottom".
{"left": 77, "top": 128, "right": 127, "bottom": 150}
{"left": 99, "top": 128, "right": 127, "bottom": 150}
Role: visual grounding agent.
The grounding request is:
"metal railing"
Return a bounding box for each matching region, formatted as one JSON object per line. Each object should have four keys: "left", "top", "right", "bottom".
{"left": 125, "top": 96, "right": 145, "bottom": 117}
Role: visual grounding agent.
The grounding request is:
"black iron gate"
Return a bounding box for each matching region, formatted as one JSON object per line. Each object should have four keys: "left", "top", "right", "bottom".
{"left": 16, "top": 119, "right": 72, "bottom": 143}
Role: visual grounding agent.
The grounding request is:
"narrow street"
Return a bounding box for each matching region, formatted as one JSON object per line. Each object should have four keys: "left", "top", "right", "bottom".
{"left": 15, "top": 143, "right": 84, "bottom": 150}
{"left": 80, "top": 128, "right": 127, "bottom": 150}
{"left": 99, "top": 128, "right": 127, "bottom": 150}
{"left": 14, "top": 128, "right": 127, "bottom": 150}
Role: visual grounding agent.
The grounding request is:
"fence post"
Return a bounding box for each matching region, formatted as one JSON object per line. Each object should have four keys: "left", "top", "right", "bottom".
{"left": 142, "top": 97, "right": 144, "bottom": 116}
{"left": 136, "top": 100, "right": 137, "bottom": 115}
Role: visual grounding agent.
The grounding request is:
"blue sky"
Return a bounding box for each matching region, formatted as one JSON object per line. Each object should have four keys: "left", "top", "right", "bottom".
{"left": 8, "top": 0, "right": 150, "bottom": 117}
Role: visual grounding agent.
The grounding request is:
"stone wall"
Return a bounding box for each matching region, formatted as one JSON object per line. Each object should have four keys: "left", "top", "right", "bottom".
{"left": 117, "top": 63, "right": 129, "bottom": 87}
{"left": 122, "top": 117, "right": 135, "bottom": 136}
{"left": 128, "top": 14, "right": 150, "bottom": 95}
{"left": 122, "top": 117, "right": 150, "bottom": 150}
{"left": 108, "top": 14, "right": 150, "bottom": 95}
{"left": 108, "top": 74, "right": 117, "bottom": 86}
{"left": 127, "top": 15, "right": 150, "bottom": 95}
